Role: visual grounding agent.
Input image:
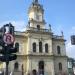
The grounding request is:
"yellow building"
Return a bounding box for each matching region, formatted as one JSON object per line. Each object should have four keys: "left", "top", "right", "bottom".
{"left": 2, "top": 0, "right": 68, "bottom": 75}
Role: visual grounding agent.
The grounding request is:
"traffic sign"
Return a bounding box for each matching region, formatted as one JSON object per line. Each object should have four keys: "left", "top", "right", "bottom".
{"left": 3, "top": 33, "right": 15, "bottom": 45}
{"left": 0, "top": 54, "right": 17, "bottom": 62}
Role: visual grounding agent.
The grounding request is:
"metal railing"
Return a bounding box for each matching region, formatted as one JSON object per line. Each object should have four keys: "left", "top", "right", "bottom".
{"left": 26, "top": 27, "right": 51, "bottom": 33}
{"left": 53, "top": 35, "right": 64, "bottom": 39}
{"left": 27, "top": 51, "right": 53, "bottom": 56}
{"left": 15, "top": 31, "right": 25, "bottom": 36}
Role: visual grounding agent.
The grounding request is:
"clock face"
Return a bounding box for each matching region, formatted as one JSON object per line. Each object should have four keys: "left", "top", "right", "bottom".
{"left": 35, "top": 13, "right": 42, "bottom": 21}
{"left": 36, "top": 15, "right": 40, "bottom": 20}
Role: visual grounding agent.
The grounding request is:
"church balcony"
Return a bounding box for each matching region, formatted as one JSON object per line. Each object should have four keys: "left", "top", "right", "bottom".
{"left": 15, "top": 31, "right": 25, "bottom": 36}
{"left": 0, "top": 30, "right": 22, "bottom": 36}
{"left": 27, "top": 51, "right": 53, "bottom": 56}
{"left": 52, "top": 35, "right": 64, "bottom": 40}
{"left": 26, "top": 27, "right": 52, "bottom": 33}
{"left": 0, "top": 31, "right": 25, "bottom": 37}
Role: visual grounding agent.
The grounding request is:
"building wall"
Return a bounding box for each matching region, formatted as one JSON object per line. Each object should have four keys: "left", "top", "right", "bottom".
{"left": 54, "top": 57, "right": 68, "bottom": 74}
{"left": 26, "top": 56, "right": 55, "bottom": 75}
{"left": 7, "top": 33, "right": 68, "bottom": 75}
{"left": 29, "top": 11, "right": 43, "bottom": 22}
{"left": 15, "top": 36, "right": 28, "bottom": 55}
{"left": 52, "top": 39, "right": 68, "bottom": 74}
{"left": 27, "top": 33, "right": 53, "bottom": 54}
{"left": 52, "top": 40, "right": 66, "bottom": 56}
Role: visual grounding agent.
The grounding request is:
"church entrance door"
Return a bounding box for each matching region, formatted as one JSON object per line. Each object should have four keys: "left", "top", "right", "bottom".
{"left": 38, "top": 61, "right": 44, "bottom": 75}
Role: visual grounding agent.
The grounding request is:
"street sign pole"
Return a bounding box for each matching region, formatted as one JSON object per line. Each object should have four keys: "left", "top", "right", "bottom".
{"left": 6, "top": 61, "right": 9, "bottom": 75}
{"left": 0, "top": 24, "right": 19, "bottom": 75}
{"left": 3, "top": 33, "right": 14, "bottom": 75}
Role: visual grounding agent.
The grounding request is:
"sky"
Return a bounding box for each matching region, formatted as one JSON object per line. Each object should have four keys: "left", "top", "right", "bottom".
{"left": 0, "top": 0, "right": 75, "bottom": 58}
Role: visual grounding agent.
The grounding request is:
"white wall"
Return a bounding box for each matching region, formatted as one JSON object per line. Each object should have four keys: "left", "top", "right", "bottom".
{"left": 52, "top": 40, "right": 66, "bottom": 56}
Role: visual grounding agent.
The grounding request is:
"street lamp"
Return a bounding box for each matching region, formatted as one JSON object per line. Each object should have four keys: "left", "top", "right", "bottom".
{"left": 71, "top": 35, "right": 75, "bottom": 45}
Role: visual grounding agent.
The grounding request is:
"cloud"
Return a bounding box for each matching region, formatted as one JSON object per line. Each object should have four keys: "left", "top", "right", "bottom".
{"left": 66, "top": 41, "right": 75, "bottom": 58}
{"left": 70, "top": 26, "right": 75, "bottom": 34}
{"left": 0, "top": 20, "right": 26, "bottom": 31}
{"left": 72, "top": 26, "right": 75, "bottom": 30}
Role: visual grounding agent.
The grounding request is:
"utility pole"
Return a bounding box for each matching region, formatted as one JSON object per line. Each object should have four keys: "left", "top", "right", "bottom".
{"left": 6, "top": 61, "right": 9, "bottom": 75}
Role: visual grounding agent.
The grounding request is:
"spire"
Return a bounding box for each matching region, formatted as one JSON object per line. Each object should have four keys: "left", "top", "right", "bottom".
{"left": 49, "top": 24, "right": 51, "bottom": 31}
{"left": 61, "top": 31, "right": 64, "bottom": 37}
{"left": 33, "top": 0, "right": 38, "bottom": 4}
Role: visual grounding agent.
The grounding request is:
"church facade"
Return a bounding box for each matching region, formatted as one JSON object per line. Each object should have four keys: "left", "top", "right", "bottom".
{"left": 8, "top": 0, "right": 68, "bottom": 75}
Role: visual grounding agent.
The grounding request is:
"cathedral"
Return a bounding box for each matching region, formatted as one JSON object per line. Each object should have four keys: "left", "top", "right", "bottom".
{"left": 6, "top": 0, "right": 68, "bottom": 75}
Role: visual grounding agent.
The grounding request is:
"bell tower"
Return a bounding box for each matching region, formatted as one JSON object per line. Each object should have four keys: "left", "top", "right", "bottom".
{"left": 27, "top": 0, "right": 46, "bottom": 29}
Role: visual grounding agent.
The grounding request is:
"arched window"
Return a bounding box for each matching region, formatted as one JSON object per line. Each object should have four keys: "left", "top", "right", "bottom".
{"left": 32, "top": 69, "right": 37, "bottom": 75}
{"left": 45, "top": 43, "right": 48, "bottom": 53}
{"left": 33, "top": 43, "right": 36, "bottom": 52}
{"left": 15, "top": 42, "right": 19, "bottom": 52}
{"left": 59, "top": 63, "right": 62, "bottom": 71}
{"left": 14, "top": 62, "right": 19, "bottom": 70}
{"left": 57, "top": 46, "right": 61, "bottom": 54}
{"left": 39, "top": 42, "right": 42, "bottom": 53}
{"left": 37, "top": 25, "right": 40, "bottom": 30}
